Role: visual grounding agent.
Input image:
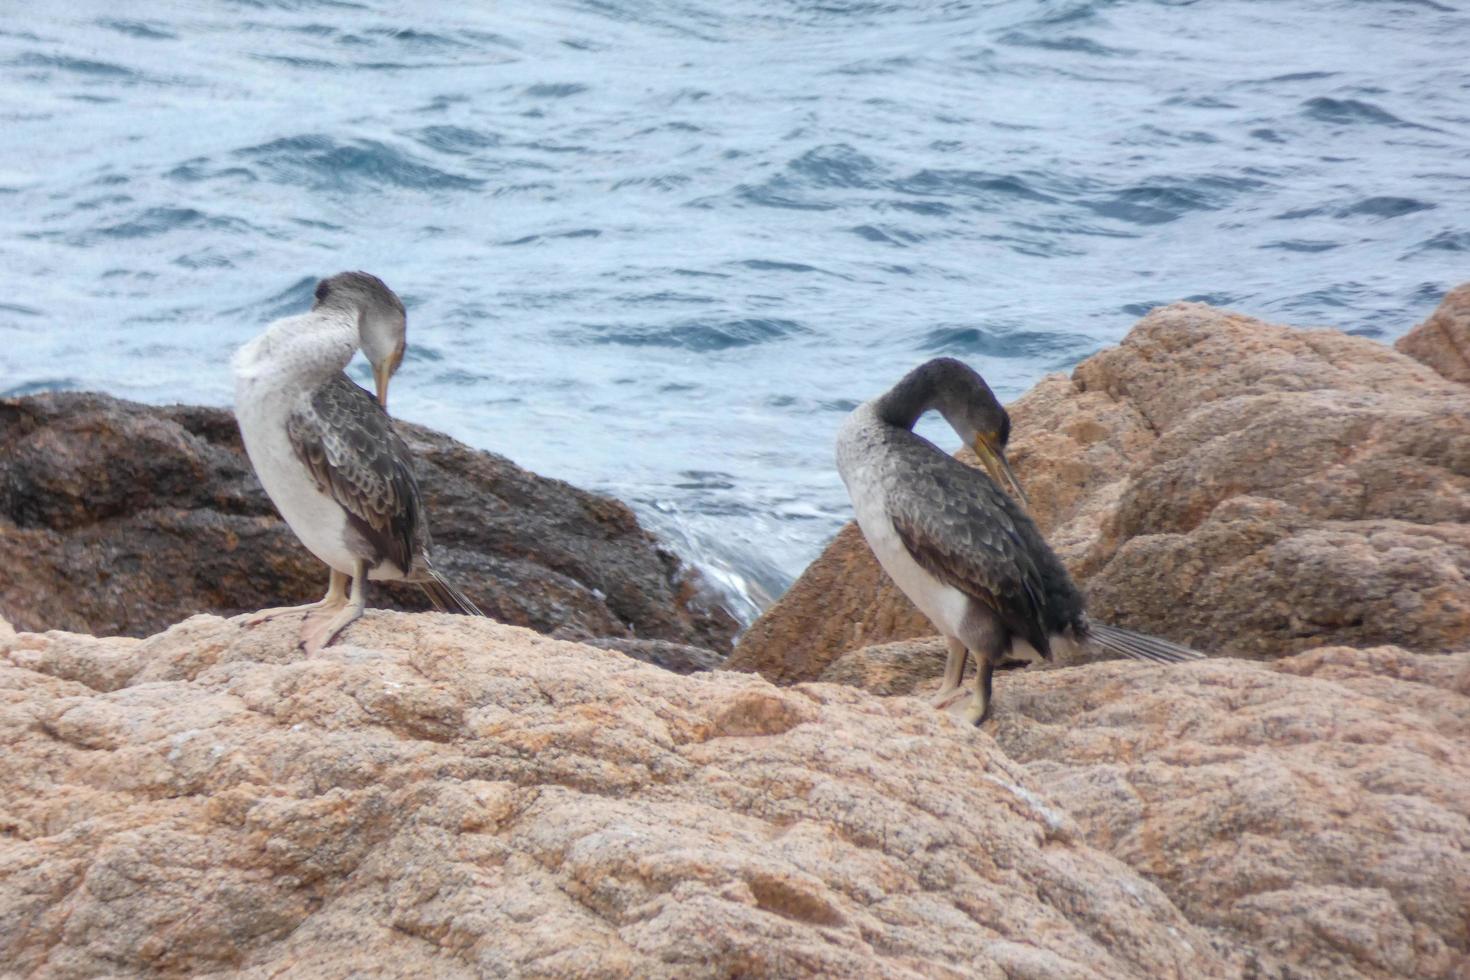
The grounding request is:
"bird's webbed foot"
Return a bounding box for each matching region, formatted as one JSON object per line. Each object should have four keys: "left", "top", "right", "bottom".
{"left": 297, "top": 561, "right": 367, "bottom": 655}
{"left": 244, "top": 570, "right": 350, "bottom": 628}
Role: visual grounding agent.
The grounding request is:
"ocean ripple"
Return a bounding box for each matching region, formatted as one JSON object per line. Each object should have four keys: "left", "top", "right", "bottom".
{"left": 237, "top": 135, "right": 483, "bottom": 190}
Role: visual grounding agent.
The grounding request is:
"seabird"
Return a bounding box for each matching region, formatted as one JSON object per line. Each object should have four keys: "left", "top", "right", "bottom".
{"left": 836, "top": 357, "right": 1203, "bottom": 725}
{"left": 233, "top": 271, "right": 481, "bottom": 653}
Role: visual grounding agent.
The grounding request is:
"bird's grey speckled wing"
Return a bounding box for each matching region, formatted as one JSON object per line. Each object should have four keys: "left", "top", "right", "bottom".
{"left": 286, "top": 374, "right": 426, "bottom": 577}
{"left": 883, "top": 439, "right": 1052, "bottom": 657}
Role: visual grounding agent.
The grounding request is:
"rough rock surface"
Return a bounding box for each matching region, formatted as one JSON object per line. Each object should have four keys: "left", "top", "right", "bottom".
{"left": 1, "top": 613, "right": 1232, "bottom": 978}
{"left": 817, "top": 637, "right": 950, "bottom": 696}
{"left": 580, "top": 636, "right": 726, "bottom": 675}
{"left": 731, "top": 296, "right": 1470, "bottom": 681}
{"left": 730, "top": 524, "right": 932, "bottom": 686}
{"left": 1397, "top": 282, "right": 1470, "bottom": 384}
{"left": 0, "top": 392, "right": 736, "bottom": 652}
{"left": 989, "top": 646, "right": 1470, "bottom": 980}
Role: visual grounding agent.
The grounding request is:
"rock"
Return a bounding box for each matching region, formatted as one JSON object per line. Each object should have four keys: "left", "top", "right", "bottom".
{"left": 726, "top": 523, "right": 931, "bottom": 684}
{"left": 817, "top": 637, "right": 948, "bottom": 696}
{"left": 987, "top": 646, "right": 1470, "bottom": 980}
{"left": 580, "top": 636, "right": 726, "bottom": 674}
{"left": 0, "top": 613, "right": 1233, "bottom": 977}
{"left": 733, "top": 297, "right": 1470, "bottom": 682}
{"left": 1397, "top": 283, "right": 1470, "bottom": 384}
{"left": 0, "top": 392, "right": 737, "bottom": 652}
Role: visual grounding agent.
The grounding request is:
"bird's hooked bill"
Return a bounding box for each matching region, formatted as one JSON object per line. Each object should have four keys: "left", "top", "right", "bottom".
{"left": 974, "top": 436, "right": 1030, "bottom": 510}
{"left": 373, "top": 361, "right": 392, "bottom": 411}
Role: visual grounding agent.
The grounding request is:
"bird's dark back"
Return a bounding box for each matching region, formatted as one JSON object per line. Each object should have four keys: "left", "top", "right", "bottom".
{"left": 879, "top": 426, "right": 1087, "bottom": 637}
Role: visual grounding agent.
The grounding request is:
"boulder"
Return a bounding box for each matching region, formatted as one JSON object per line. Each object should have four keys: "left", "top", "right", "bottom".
{"left": 1396, "top": 283, "right": 1470, "bottom": 384}
{"left": 1, "top": 613, "right": 1234, "bottom": 978}
{"left": 0, "top": 393, "right": 737, "bottom": 653}
{"left": 987, "top": 646, "right": 1470, "bottom": 980}
{"left": 817, "top": 637, "right": 948, "bottom": 696}
{"left": 728, "top": 524, "right": 931, "bottom": 686}
{"left": 730, "top": 296, "right": 1470, "bottom": 682}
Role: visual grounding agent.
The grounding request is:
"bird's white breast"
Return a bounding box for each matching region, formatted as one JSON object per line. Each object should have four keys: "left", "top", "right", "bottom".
{"left": 836, "top": 405, "right": 974, "bottom": 639}
{"left": 234, "top": 366, "right": 359, "bottom": 576}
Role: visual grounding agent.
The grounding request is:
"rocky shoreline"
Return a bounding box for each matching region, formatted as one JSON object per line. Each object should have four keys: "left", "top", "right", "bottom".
{"left": 0, "top": 394, "right": 738, "bottom": 660}
{"left": 732, "top": 288, "right": 1470, "bottom": 688}
{"left": 3, "top": 289, "right": 1469, "bottom": 977}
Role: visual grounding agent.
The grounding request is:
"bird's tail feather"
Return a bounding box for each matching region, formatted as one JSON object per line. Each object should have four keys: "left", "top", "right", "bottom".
{"left": 1088, "top": 622, "right": 1205, "bottom": 664}
{"left": 416, "top": 565, "right": 486, "bottom": 618}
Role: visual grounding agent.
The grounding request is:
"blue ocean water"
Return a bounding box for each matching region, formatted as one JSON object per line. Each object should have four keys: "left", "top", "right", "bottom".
{"left": 2, "top": 1, "right": 1467, "bottom": 620}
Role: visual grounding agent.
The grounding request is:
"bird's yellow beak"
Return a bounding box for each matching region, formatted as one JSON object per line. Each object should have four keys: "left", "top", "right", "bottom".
{"left": 974, "top": 434, "right": 1030, "bottom": 510}
{"left": 373, "top": 361, "right": 392, "bottom": 412}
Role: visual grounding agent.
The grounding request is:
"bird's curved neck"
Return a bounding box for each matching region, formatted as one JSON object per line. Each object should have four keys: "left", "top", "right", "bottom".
{"left": 238, "top": 307, "right": 360, "bottom": 389}
{"left": 874, "top": 372, "right": 938, "bottom": 431}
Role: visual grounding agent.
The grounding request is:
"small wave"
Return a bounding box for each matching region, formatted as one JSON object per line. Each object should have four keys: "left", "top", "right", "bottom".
{"left": 253, "top": 55, "right": 340, "bottom": 70}
{"left": 1301, "top": 97, "right": 1432, "bottom": 130}
{"left": 589, "top": 317, "right": 808, "bottom": 352}
{"left": 849, "top": 224, "right": 918, "bottom": 246}
{"left": 1338, "top": 196, "right": 1436, "bottom": 219}
{"left": 409, "top": 125, "right": 502, "bottom": 154}
{"left": 787, "top": 144, "right": 883, "bottom": 189}
{"left": 1084, "top": 183, "right": 1222, "bottom": 225}
{"left": 1261, "top": 240, "right": 1341, "bottom": 253}
{"left": 1162, "top": 95, "right": 1238, "bottom": 110}
{"left": 501, "top": 228, "right": 601, "bottom": 246}
{"left": 611, "top": 174, "right": 691, "bottom": 192}
{"left": 167, "top": 158, "right": 258, "bottom": 183}
{"left": 674, "top": 470, "right": 736, "bottom": 491}
{"left": 173, "top": 247, "right": 247, "bottom": 270}
{"left": 13, "top": 53, "right": 136, "bottom": 78}
{"left": 620, "top": 290, "right": 715, "bottom": 306}
{"left": 920, "top": 325, "right": 1090, "bottom": 359}
{"left": 1406, "top": 230, "right": 1470, "bottom": 254}
{"left": 830, "top": 55, "right": 916, "bottom": 77}
{"left": 886, "top": 199, "right": 954, "bottom": 217}
{"left": 1258, "top": 71, "right": 1339, "bottom": 84}
{"left": 893, "top": 169, "right": 1055, "bottom": 205}
{"left": 721, "top": 144, "right": 883, "bottom": 210}
{"left": 733, "top": 181, "right": 836, "bottom": 212}
{"left": 736, "top": 259, "right": 840, "bottom": 276}
{"left": 236, "top": 134, "right": 482, "bottom": 191}
{"left": 360, "top": 27, "right": 472, "bottom": 49}
{"left": 525, "top": 82, "right": 589, "bottom": 98}
{"left": 997, "top": 32, "right": 1132, "bottom": 57}
{"left": 97, "top": 207, "right": 258, "bottom": 240}
{"left": 99, "top": 20, "right": 177, "bottom": 40}
{"left": 226, "top": 276, "right": 318, "bottom": 322}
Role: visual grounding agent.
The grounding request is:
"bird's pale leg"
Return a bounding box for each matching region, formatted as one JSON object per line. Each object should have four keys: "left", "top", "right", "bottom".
{"left": 300, "top": 560, "right": 368, "bottom": 655}
{"left": 244, "top": 569, "right": 349, "bottom": 626}
{"left": 963, "top": 654, "right": 996, "bottom": 727}
{"left": 930, "top": 636, "right": 970, "bottom": 708}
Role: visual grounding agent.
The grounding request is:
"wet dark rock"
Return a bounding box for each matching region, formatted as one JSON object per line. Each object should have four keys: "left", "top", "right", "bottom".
{"left": 0, "top": 392, "right": 738, "bottom": 651}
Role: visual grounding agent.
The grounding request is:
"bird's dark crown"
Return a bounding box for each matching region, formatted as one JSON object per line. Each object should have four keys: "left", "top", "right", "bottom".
{"left": 313, "top": 271, "right": 406, "bottom": 318}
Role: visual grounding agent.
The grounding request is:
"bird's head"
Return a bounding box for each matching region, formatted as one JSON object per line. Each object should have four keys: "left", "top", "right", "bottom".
{"left": 921, "top": 358, "right": 1030, "bottom": 508}
{"left": 314, "top": 271, "right": 407, "bottom": 410}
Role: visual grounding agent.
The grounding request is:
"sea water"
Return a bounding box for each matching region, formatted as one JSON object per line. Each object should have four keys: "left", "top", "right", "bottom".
{"left": 2, "top": 0, "right": 1467, "bottom": 620}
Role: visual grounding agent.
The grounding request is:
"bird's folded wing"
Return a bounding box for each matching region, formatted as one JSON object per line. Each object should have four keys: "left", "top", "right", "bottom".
{"left": 885, "top": 456, "right": 1050, "bottom": 657}
{"left": 287, "top": 374, "right": 421, "bottom": 576}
